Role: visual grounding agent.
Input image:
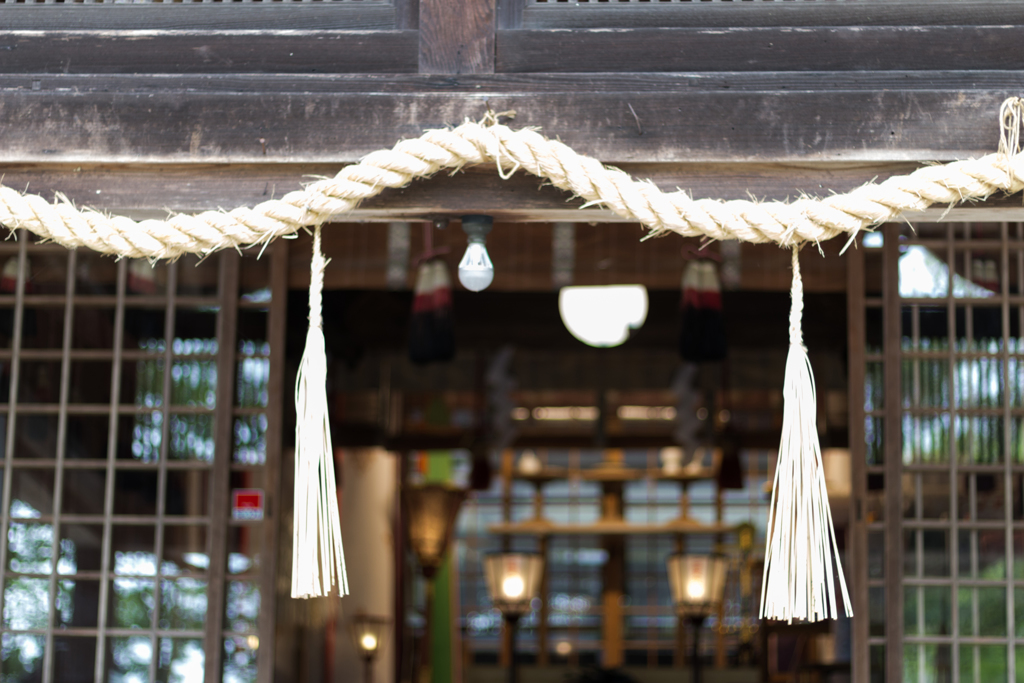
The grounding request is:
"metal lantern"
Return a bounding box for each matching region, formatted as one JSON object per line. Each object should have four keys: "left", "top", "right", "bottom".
{"left": 666, "top": 554, "right": 728, "bottom": 619}
{"left": 483, "top": 553, "right": 544, "bottom": 683}
{"left": 667, "top": 554, "right": 729, "bottom": 683}
{"left": 483, "top": 553, "right": 544, "bottom": 616}
{"left": 351, "top": 613, "right": 390, "bottom": 683}
{"left": 404, "top": 483, "right": 467, "bottom": 578}
{"left": 351, "top": 613, "right": 389, "bottom": 660}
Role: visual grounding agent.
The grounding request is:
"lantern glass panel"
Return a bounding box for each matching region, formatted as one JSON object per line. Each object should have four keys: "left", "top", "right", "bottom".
{"left": 483, "top": 553, "right": 544, "bottom": 616}
{"left": 404, "top": 485, "right": 466, "bottom": 573}
{"left": 351, "top": 615, "right": 389, "bottom": 660}
{"left": 666, "top": 554, "right": 728, "bottom": 618}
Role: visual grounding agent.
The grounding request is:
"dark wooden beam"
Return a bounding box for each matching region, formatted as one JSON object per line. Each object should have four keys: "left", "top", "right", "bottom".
{"left": 0, "top": 30, "right": 418, "bottom": 75}
{"left": 0, "top": 73, "right": 1019, "bottom": 165}
{"left": 497, "top": 26, "right": 1024, "bottom": 73}
{"left": 3, "top": 25, "right": 1023, "bottom": 76}
{"left": 0, "top": 4, "right": 399, "bottom": 31}
{"left": 519, "top": 0, "right": 1024, "bottom": 29}
{"left": 418, "top": 0, "right": 495, "bottom": 74}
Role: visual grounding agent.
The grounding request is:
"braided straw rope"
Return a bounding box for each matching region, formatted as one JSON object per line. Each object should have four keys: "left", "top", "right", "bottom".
{"left": 1, "top": 98, "right": 1022, "bottom": 259}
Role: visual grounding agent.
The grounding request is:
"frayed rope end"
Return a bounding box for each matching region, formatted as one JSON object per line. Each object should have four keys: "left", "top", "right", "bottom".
{"left": 760, "top": 247, "right": 852, "bottom": 623}
{"left": 291, "top": 225, "right": 349, "bottom": 600}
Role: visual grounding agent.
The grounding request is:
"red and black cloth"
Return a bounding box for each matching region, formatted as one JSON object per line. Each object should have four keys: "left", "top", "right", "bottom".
{"left": 679, "top": 260, "right": 727, "bottom": 363}
{"left": 408, "top": 258, "right": 456, "bottom": 365}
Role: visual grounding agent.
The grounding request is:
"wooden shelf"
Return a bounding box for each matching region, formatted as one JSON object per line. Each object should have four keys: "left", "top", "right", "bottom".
{"left": 511, "top": 465, "right": 717, "bottom": 483}
{"left": 511, "top": 467, "right": 568, "bottom": 484}
{"left": 578, "top": 465, "right": 645, "bottom": 482}
{"left": 648, "top": 465, "right": 717, "bottom": 482}
{"left": 488, "top": 517, "right": 735, "bottom": 536}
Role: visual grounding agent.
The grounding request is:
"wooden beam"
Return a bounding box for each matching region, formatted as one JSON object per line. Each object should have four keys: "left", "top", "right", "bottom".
{"left": 3, "top": 25, "right": 1023, "bottom": 76}
{"left": 497, "top": 26, "right": 1024, "bottom": 73}
{"left": 0, "top": 4, "right": 399, "bottom": 31}
{"left": 0, "top": 73, "right": 1019, "bottom": 164}
{"left": 0, "top": 30, "right": 418, "bottom": 75}
{"left": 419, "top": 0, "right": 495, "bottom": 74}
{"left": 3, "top": 162, "right": 1024, "bottom": 224}
{"left": 519, "top": 0, "right": 1024, "bottom": 29}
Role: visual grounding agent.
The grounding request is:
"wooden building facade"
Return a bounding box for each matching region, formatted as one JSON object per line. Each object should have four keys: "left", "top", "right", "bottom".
{"left": 1, "top": 1, "right": 1024, "bottom": 682}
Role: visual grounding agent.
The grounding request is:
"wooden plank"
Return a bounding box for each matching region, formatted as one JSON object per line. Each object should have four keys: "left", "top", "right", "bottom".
{"left": 846, "top": 237, "right": 869, "bottom": 683}
{"left": 205, "top": 250, "right": 241, "bottom": 683}
{"left": 497, "top": 26, "right": 1024, "bottom": 73}
{"left": 4, "top": 70, "right": 1023, "bottom": 95}
{"left": 256, "top": 239, "right": 288, "bottom": 683}
{"left": 3, "top": 162, "right": 1024, "bottom": 225}
{"left": 0, "top": 30, "right": 418, "bottom": 74}
{"left": 418, "top": 0, "right": 495, "bottom": 74}
{"left": 0, "top": 76, "right": 1019, "bottom": 164}
{"left": 0, "top": 4, "right": 398, "bottom": 31}
{"left": 602, "top": 538, "right": 625, "bottom": 667}
{"left": 520, "top": 0, "right": 1024, "bottom": 29}
{"left": 881, "top": 225, "right": 904, "bottom": 683}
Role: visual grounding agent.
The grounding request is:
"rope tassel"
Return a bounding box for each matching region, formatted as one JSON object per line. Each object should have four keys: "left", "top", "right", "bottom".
{"left": 292, "top": 225, "right": 349, "bottom": 599}
{"left": 760, "top": 247, "right": 852, "bottom": 623}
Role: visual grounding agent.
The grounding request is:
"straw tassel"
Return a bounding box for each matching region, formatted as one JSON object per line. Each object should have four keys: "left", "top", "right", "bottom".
{"left": 760, "top": 247, "right": 851, "bottom": 623}
{"left": 292, "top": 224, "right": 349, "bottom": 599}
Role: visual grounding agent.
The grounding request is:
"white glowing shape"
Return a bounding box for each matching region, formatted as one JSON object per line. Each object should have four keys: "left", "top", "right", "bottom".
{"left": 360, "top": 633, "right": 378, "bottom": 652}
{"left": 458, "top": 241, "right": 494, "bottom": 292}
{"left": 898, "top": 245, "right": 994, "bottom": 299}
{"left": 502, "top": 574, "right": 525, "bottom": 599}
{"left": 558, "top": 285, "right": 649, "bottom": 348}
{"left": 686, "top": 579, "right": 706, "bottom": 601}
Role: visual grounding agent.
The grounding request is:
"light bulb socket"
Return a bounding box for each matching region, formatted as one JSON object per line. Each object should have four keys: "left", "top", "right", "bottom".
{"left": 461, "top": 215, "right": 493, "bottom": 241}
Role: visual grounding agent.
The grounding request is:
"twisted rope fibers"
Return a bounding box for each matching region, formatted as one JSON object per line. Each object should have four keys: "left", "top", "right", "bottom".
{"left": 0, "top": 99, "right": 1021, "bottom": 258}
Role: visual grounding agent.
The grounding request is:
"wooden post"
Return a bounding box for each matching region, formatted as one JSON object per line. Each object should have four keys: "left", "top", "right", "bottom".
{"left": 602, "top": 534, "right": 625, "bottom": 669}
{"left": 600, "top": 467, "right": 625, "bottom": 669}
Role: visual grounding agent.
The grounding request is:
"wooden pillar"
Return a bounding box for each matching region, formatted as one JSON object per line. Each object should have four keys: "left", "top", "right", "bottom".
{"left": 601, "top": 477, "right": 624, "bottom": 669}
{"left": 602, "top": 534, "right": 625, "bottom": 669}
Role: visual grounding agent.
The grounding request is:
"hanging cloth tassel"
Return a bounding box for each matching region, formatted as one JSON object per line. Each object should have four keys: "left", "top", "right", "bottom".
{"left": 760, "top": 247, "right": 851, "bottom": 623}
{"left": 292, "top": 224, "right": 349, "bottom": 599}
{"left": 679, "top": 260, "right": 726, "bottom": 363}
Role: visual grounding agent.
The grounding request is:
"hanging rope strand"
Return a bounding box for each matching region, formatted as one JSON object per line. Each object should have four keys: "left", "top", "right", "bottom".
{"left": 0, "top": 98, "right": 1022, "bottom": 258}
{"left": 292, "top": 225, "right": 349, "bottom": 599}
{"left": 760, "top": 248, "right": 852, "bottom": 623}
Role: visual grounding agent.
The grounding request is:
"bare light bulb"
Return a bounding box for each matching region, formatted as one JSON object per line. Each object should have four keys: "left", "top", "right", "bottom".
{"left": 458, "top": 239, "right": 493, "bottom": 291}
{"left": 458, "top": 215, "right": 494, "bottom": 292}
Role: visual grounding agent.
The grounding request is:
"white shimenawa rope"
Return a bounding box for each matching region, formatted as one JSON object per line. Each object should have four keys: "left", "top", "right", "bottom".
{"left": 760, "top": 248, "right": 852, "bottom": 623}
{"left": 0, "top": 99, "right": 1022, "bottom": 258}
{"left": 292, "top": 224, "right": 349, "bottom": 599}
{"left": 0, "top": 97, "right": 1017, "bottom": 608}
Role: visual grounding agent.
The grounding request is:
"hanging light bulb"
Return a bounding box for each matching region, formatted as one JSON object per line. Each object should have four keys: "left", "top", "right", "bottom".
{"left": 458, "top": 215, "right": 494, "bottom": 292}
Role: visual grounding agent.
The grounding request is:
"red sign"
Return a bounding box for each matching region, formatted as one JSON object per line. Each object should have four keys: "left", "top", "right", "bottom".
{"left": 232, "top": 489, "right": 264, "bottom": 521}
